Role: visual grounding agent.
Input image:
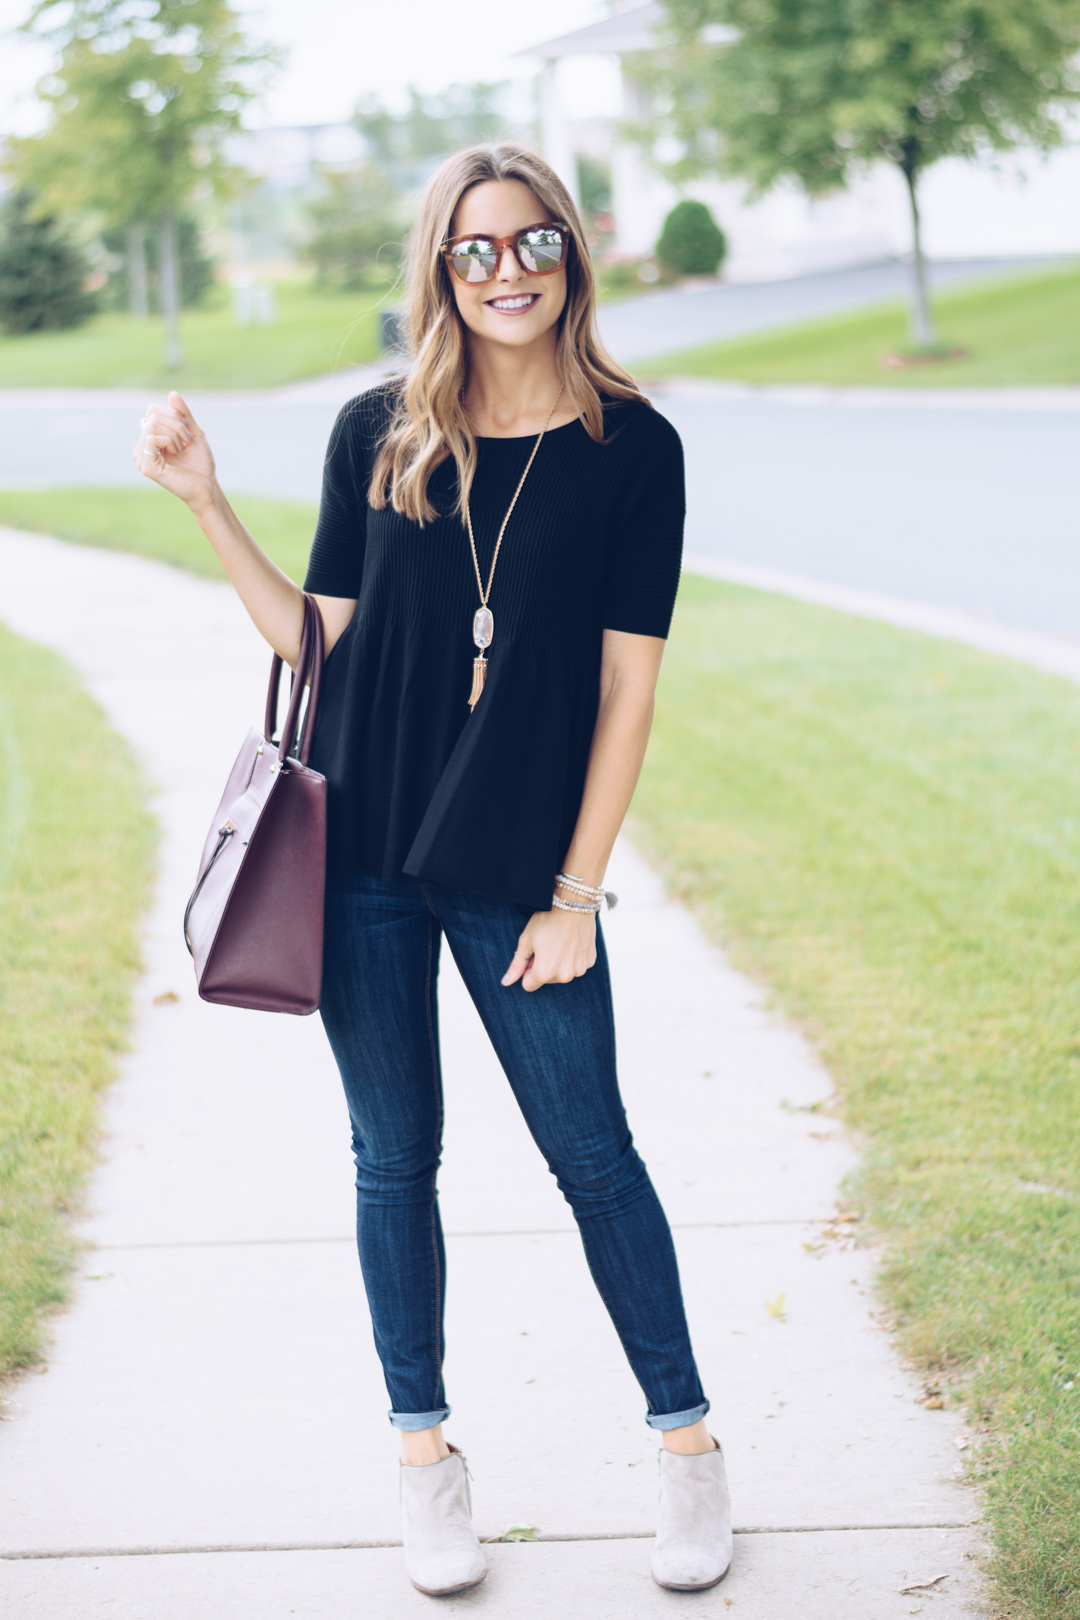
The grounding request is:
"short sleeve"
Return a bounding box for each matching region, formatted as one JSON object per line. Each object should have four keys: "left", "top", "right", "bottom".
{"left": 303, "top": 391, "right": 384, "bottom": 597}
{"left": 601, "top": 407, "right": 685, "bottom": 639}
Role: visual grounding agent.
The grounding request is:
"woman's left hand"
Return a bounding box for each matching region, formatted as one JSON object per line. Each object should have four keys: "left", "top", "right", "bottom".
{"left": 502, "top": 908, "right": 597, "bottom": 992}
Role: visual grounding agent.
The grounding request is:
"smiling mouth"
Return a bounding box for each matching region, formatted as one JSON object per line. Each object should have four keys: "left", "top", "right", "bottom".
{"left": 486, "top": 293, "right": 540, "bottom": 313}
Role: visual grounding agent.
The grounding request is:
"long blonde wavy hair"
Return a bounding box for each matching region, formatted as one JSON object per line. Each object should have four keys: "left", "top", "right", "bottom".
{"left": 368, "top": 142, "right": 647, "bottom": 524}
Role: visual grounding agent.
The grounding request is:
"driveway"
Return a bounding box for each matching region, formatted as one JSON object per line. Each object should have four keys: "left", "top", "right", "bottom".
{"left": 598, "top": 255, "right": 1040, "bottom": 361}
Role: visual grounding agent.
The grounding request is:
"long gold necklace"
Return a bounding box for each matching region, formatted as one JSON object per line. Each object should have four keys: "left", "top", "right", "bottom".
{"left": 464, "top": 384, "right": 564, "bottom": 711}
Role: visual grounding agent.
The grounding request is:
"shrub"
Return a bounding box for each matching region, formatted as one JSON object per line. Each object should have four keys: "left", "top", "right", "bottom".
{"left": 656, "top": 199, "right": 726, "bottom": 278}
{"left": 577, "top": 155, "right": 613, "bottom": 219}
{"left": 0, "top": 190, "right": 99, "bottom": 335}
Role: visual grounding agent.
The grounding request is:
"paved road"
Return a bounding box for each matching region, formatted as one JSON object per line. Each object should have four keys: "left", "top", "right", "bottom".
{"left": 0, "top": 258, "right": 1076, "bottom": 637}
{"left": 663, "top": 383, "right": 1080, "bottom": 640}
{"left": 4, "top": 381, "right": 1076, "bottom": 639}
{"left": 598, "top": 255, "right": 1039, "bottom": 362}
{"left": 0, "top": 528, "right": 983, "bottom": 1616}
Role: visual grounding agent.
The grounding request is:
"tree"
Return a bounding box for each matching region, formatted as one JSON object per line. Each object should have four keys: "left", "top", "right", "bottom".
{"left": 102, "top": 217, "right": 216, "bottom": 312}
{"left": 354, "top": 83, "right": 509, "bottom": 194}
{"left": 303, "top": 165, "right": 402, "bottom": 290}
{"left": 0, "top": 189, "right": 99, "bottom": 334}
{"left": 656, "top": 199, "right": 726, "bottom": 276}
{"left": 14, "top": 0, "right": 274, "bottom": 366}
{"left": 299, "top": 83, "right": 510, "bottom": 295}
{"left": 650, "top": 0, "right": 1080, "bottom": 344}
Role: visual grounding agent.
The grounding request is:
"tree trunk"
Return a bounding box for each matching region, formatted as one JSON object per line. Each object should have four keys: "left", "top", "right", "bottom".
{"left": 127, "top": 223, "right": 148, "bottom": 320}
{"left": 899, "top": 156, "right": 936, "bottom": 348}
{"left": 158, "top": 209, "right": 183, "bottom": 369}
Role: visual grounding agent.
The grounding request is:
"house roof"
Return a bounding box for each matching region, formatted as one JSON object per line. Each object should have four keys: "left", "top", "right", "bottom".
{"left": 516, "top": 3, "right": 665, "bottom": 58}
{"left": 517, "top": 4, "right": 736, "bottom": 59}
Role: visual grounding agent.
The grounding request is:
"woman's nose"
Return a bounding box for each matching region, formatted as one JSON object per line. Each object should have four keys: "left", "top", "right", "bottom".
{"left": 496, "top": 244, "right": 524, "bottom": 280}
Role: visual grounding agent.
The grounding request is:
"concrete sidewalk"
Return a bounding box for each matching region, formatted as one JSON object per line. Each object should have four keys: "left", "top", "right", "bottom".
{"left": 0, "top": 528, "right": 984, "bottom": 1617}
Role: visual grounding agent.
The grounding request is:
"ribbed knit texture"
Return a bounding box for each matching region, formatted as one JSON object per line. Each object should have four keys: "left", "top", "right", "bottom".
{"left": 304, "top": 382, "right": 685, "bottom": 911}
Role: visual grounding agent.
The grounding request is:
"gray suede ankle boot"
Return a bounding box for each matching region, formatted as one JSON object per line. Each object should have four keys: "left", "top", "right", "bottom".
{"left": 399, "top": 1445, "right": 487, "bottom": 1596}
{"left": 651, "top": 1439, "right": 733, "bottom": 1591}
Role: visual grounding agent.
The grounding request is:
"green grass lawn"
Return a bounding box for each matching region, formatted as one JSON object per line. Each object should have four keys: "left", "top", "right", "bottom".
{"left": 0, "top": 625, "right": 154, "bottom": 1378}
{"left": 636, "top": 264, "right": 1080, "bottom": 387}
{"left": 0, "top": 280, "right": 384, "bottom": 390}
{"left": 634, "top": 576, "right": 1080, "bottom": 1619}
{"left": 0, "top": 485, "right": 317, "bottom": 584}
{"left": 5, "top": 488, "right": 1079, "bottom": 1615}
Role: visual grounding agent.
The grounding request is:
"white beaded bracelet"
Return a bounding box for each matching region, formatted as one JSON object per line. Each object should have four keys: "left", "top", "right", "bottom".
{"left": 552, "top": 894, "right": 601, "bottom": 914}
{"left": 555, "top": 870, "right": 619, "bottom": 911}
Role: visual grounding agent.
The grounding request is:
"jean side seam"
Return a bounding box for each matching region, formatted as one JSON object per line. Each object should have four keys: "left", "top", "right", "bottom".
{"left": 574, "top": 1218, "right": 665, "bottom": 1419}
{"left": 574, "top": 927, "right": 662, "bottom": 1413}
{"left": 423, "top": 911, "right": 444, "bottom": 1413}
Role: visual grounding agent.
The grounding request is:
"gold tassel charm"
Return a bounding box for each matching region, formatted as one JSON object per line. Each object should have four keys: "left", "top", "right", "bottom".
{"left": 468, "top": 653, "right": 488, "bottom": 711}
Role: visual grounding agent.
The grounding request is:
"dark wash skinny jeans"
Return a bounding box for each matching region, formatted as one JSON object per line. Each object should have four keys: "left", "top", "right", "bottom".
{"left": 320, "top": 871, "right": 709, "bottom": 1433}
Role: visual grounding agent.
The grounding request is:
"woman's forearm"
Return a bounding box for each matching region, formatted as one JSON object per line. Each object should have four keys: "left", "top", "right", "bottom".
{"left": 504, "top": 655, "right": 657, "bottom": 993}
{"left": 561, "top": 662, "right": 658, "bottom": 889}
{"left": 189, "top": 483, "right": 306, "bottom": 666}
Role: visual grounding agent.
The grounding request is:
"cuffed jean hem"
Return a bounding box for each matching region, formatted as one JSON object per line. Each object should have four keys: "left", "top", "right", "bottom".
{"left": 645, "top": 1400, "right": 710, "bottom": 1432}
{"left": 389, "top": 1406, "right": 452, "bottom": 1432}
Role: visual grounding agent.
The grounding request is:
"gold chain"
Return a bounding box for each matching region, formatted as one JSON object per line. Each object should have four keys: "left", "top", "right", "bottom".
{"left": 464, "top": 383, "right": 565, "bottom": 609}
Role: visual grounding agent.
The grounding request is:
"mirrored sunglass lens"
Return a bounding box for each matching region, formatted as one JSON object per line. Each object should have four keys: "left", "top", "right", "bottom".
{"left": 449, "top": 240, "right": 497, "bottom": 282}
{"left": 518, "top": 228, "right": 564, "bottom": 273}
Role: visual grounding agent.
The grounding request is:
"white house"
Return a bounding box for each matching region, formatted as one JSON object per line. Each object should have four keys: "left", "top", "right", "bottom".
{"left": 520, "top": 3, "right": 1080, "bottom": 280}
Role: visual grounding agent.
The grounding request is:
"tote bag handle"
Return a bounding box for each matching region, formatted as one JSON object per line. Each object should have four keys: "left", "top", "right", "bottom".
{"left": 263, "top": 594, "right": 325, "bottom": 766}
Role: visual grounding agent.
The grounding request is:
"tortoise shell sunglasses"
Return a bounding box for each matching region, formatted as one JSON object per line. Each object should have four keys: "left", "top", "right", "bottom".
{"left": 440, "top": 222, "right": 571, "bottom": 284}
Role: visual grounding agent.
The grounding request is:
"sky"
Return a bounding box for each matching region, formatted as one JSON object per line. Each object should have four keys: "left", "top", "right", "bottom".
{"left": 0, "top": 0, "right": 623, "bottom": 136}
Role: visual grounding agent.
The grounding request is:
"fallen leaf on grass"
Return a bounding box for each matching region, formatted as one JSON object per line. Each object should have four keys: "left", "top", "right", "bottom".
{"left": 923, "top": 1397, "right": 944, "bottom": 1410}
{"left": 764, "top": 1292, "right": 786, "bottom": 1321}
{"left": 899, "top": 1574, "right": 948, "bottom": 1595}
{"left": 955, "top": 1435, "right": 969, "bottom": 1450}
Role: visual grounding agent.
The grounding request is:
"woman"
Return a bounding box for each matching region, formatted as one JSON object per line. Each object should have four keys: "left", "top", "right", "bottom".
{"left": 133, "top": 143, "right": 731, "bottom": 1597}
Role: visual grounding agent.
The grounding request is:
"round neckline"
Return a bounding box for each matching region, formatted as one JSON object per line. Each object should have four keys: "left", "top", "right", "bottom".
{"left": 474, "top": 416, "right": 583, "bottom": 443}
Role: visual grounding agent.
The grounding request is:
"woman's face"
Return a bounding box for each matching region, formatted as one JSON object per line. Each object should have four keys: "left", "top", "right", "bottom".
{"left": 446, "top": 179, "right": 568, "bottom": 351}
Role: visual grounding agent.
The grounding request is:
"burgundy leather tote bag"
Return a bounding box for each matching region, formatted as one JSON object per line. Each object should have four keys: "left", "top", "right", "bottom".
{"left": 184, "top": 594, "right": 327, "bottom": 1014}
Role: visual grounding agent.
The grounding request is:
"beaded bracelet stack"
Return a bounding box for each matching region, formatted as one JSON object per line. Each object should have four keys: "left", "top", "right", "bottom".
{"left": 551, "top": 870, "right": 619, "bottom": 914}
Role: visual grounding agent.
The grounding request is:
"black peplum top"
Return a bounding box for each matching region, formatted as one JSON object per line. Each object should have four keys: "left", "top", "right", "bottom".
{"left": 303, "top": 381, "right": 685, "bottom": 912}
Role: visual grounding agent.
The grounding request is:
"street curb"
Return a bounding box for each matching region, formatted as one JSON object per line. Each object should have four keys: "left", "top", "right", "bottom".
{"left": 684, "top": 553, "right": 1080, "bottom": 684}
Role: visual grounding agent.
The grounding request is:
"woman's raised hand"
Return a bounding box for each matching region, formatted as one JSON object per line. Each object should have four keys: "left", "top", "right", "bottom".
{"left": 132, "top": 391, "right": 217, "bottom": 511}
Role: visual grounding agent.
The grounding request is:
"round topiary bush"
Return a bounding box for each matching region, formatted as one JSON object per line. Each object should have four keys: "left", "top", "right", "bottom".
{"left": 655, "top": 200, "right": 726, "bottom": 278}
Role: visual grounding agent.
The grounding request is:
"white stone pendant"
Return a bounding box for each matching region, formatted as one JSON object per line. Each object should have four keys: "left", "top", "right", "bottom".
{"left": 473, "top": 606, "right": 493, "bottom": 650}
